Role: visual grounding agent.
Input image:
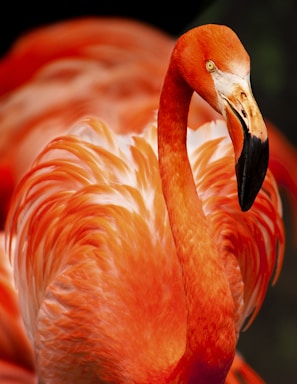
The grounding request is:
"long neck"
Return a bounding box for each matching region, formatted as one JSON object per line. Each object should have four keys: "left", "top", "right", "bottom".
{"left": 157, "top": 64, "right": 236, "bottom": 384}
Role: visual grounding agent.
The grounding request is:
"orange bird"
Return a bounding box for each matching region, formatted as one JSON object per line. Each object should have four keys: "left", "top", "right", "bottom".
{"left": 5, "top": 23, "right": 284, "bottom": 384}
{"left": 0, "top": 18, "right": 272, "bottom": 383}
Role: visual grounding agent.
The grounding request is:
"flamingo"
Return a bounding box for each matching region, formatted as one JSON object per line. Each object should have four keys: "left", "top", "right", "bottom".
{"left": 0, "top": 18, "right": 266, "bottom": 384}
{"left": 4, "top": 22, "right": 284, "bottom": 384}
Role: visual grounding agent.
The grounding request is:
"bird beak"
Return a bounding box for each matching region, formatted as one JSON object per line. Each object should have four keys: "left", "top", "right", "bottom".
{"left": 221, "top": 82, "right": 269, "bottom": 212}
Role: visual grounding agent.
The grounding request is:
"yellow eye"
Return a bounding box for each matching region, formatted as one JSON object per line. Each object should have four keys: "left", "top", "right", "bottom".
{"left": 206, "top": 60, "right": 216, "bottom": 72}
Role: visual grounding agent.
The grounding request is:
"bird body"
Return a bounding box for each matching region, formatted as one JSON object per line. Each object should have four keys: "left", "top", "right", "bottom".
{"left": 7, "top": 118, "right": 283, "bottom": 383}
{"left": 3, "top": 20, "right": 285, "bottom": 383}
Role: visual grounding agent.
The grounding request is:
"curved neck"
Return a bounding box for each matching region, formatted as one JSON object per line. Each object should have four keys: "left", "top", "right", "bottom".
{"left": 157, "top": 64, "right": 236, "bottom": 383}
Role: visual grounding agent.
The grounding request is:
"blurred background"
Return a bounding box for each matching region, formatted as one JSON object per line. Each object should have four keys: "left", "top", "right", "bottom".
{"left": 1, "top": 0, "right": 296, "bottom": 382}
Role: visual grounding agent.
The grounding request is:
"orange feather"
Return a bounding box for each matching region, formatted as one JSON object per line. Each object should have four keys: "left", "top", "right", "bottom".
{"left": 0, "top": 233, "right": 36, "bottom": 383}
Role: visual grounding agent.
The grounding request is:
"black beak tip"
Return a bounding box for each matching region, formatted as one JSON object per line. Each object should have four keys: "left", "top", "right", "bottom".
{"left": 239, "top": 196, "right": 255, "bottom": 212}
{"left": 236, "top": 136, "right": 269, "bottom": 212}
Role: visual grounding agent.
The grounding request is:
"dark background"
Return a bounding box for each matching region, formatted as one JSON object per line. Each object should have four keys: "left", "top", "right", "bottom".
{"left": 1, "top": 1, "right": 296, "bottom": 382}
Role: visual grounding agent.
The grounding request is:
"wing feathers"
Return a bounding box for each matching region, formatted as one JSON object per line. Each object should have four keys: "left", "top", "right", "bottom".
{"left": 6, "top": 117, "right": 284, "bottom": 344}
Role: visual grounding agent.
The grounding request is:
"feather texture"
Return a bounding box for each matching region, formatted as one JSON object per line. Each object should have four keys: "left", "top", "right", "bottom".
{"left": 6, "top": 117, "right": 284, "bottom": 382}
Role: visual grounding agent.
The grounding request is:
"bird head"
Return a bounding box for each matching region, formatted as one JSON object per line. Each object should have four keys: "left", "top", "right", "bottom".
{"left": 175, "top": 24, "right": 269, "bottom": 211}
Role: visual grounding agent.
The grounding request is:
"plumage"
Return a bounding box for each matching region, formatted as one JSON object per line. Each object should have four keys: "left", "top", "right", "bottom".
{"left": 0, "top": 17, "right": 217, "bottom": 226}
{"left": 6, "top": 116, "right": 283, "bottom": 383}
{"left": 0, "top": 18, "right": 286, "bottom": 383}
{"left": 0, "top": 233, "right": 35, "bottom": 384}
{"left": 266, "top": 119, "right": 297, "bottom": 244}
{"left": 0, "top": 17, "right": 174, "bottom": 192}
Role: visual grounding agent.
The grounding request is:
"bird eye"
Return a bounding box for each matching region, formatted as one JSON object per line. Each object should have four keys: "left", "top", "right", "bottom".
{"left": 206, "top": 60, "right": 216, "bottom": 72}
